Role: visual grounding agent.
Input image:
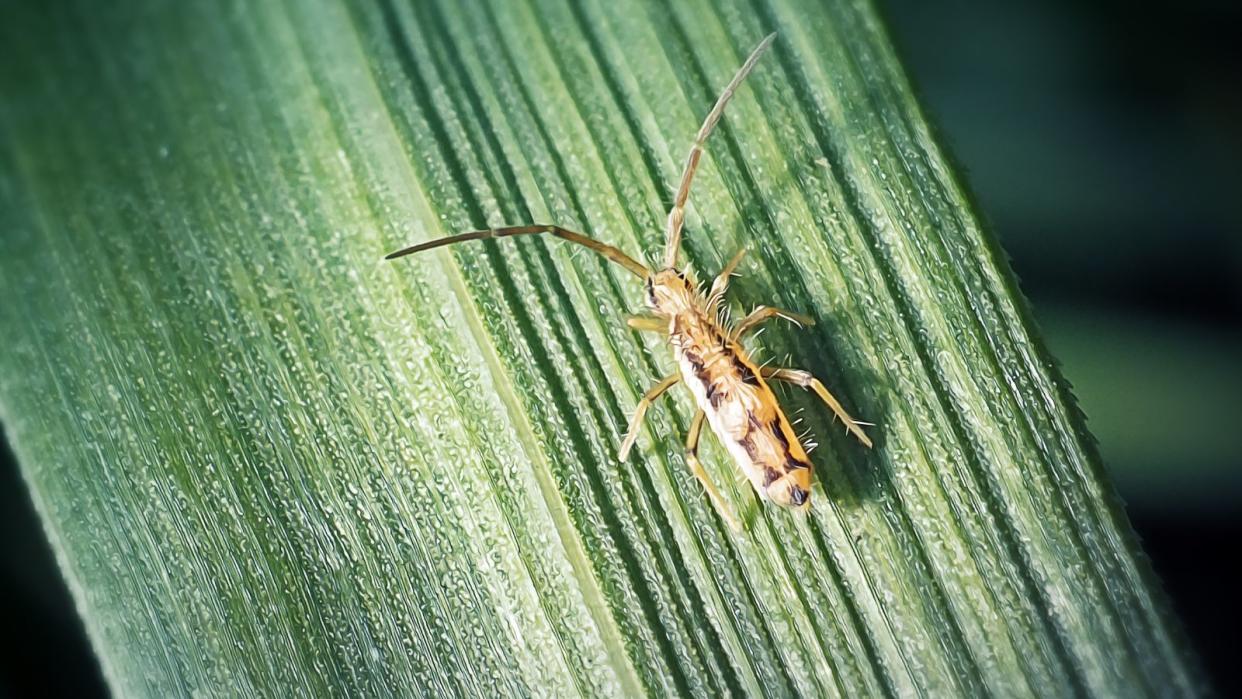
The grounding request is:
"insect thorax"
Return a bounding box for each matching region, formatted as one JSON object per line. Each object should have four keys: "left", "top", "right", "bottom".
{"left": 643, "top": 268, "right": 699, "bottom": 316}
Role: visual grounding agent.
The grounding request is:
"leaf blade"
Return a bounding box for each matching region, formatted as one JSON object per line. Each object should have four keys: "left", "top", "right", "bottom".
{"left": 0, "top": 0, "right": 1203, "bottom": 696}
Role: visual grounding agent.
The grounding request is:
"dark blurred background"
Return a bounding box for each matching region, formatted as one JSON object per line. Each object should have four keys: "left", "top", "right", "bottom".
{"left": 898, "top": 0, "right": 1241, "bottom": 693}
{"left": 2, "top": 0, "right": 1238, "bottom": 695}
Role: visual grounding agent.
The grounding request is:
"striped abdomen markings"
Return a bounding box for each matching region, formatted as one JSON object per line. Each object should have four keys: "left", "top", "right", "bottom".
{"left": 672, "top": 310, "right": 814, "bottom": 507}
{"left": 682, "top": 345, "right": 757, "bottom": 408}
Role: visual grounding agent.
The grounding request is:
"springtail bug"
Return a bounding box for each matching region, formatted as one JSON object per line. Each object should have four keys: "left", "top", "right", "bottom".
{"left": 387, "top": 33, "right": 872, "bottom": 531}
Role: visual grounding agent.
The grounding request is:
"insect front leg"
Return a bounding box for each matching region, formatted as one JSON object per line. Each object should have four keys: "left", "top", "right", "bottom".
{"left": 733, "top": 305, "right": 815, "bottom": 338}
{"left": 761, "top": 368, "right": 874, "bottom": 447}
{"left": 685, "top": 410, "right": 743, "bottom": 532}
{"left": 707, "top": 247, "right": 747, "bottom": 305}
{"left": 618, "top": 373, "right": 681, "bottom": 460}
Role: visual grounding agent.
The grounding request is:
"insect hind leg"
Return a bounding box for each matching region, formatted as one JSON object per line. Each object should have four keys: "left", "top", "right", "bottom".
{"left": 762, "top": 367, "right": 873, "bottom": 447}
{"left": 685, "top": 410, "right": 743, "bottom": 531}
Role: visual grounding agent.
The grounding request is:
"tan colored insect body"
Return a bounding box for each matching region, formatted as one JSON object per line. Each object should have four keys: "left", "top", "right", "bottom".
{"left": 387, "top": 34, "right": 871, "bottom": 530}
{"left": 652, "top": 270, "right": 816, "bottom": 508}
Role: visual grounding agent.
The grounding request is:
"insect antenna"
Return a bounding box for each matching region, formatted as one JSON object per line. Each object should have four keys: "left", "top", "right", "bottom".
{"left": 664, "top": 33, "right": 776, "bottom": 269}
{"left": 386, "top": 224, "right": 650, "bottom": 278}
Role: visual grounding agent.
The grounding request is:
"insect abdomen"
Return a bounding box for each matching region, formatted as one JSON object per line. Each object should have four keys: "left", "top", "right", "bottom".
{"left": 672, "top": 314, "right": 814, "bottom": 509}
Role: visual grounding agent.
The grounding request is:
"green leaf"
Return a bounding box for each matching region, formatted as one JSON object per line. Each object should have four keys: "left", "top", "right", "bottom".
{"left": 0, "top": 0, "right": 1203, "bottom": 696}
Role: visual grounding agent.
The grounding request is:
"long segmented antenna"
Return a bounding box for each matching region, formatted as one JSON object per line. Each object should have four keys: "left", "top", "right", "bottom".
{"left": 385, "top": 224, "right": 650, "bottom": 278}
{"left": 664, "top": 32, "right": 776, "bottom": 270}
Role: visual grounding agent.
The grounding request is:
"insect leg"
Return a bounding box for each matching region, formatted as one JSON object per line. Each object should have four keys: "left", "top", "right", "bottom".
{"left": 386, "top": 225, "right": 650, "bottom": 278}
{"left": 685, "top": 410, "right": 743, "bottom": 531}
{"left": 707, "top": 247, "right": 747, "bottom": 306}
{"left": 761, "top": 368, "right": 873, "bottom": 447}
{"left": 733, "top": 305, "right": 815, "bottom": 338}
{"left": 618, "top": 373, "right": 681, "bottom": 460}
{"left": 626, "top": 315, "right": 668, "bottom": 334}
{"left": 663, "top": 34, "right": 776, "bottom": 269}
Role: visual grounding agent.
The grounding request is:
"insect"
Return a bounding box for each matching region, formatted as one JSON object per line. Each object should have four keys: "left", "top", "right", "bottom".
{"left": 387, "top": 33, "right": 872, "bottom": 530}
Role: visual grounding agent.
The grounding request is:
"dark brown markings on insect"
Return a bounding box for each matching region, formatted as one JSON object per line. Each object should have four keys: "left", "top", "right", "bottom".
{"left": 762, "top": 466, "right": 782, "bottom": 487}
{"left": 683, "top": 343, "right": 737, "bottom": 408}
{"left": 740, "top": 414, "right": 796, "bottom": 466}
{"left": 682, "top": 348, "right": 705, "bottom": 375}
{"left": 748, "top": 413, "right": 791, "bottom": 451}
{"left": 733, "top": 356, "right": 760, "bottom": 386}
{"left": 740, "top": 412, "right": 812, "bottom": 482}
{"left": 737, "top": 429, "right": 759, "bottom": 461}
{"left": 683, "top": 348, "right": 717, "bottom": 400}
